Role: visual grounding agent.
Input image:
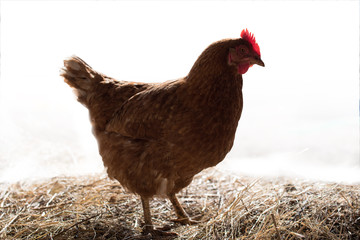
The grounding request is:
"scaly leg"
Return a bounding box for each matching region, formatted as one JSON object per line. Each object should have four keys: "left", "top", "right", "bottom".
{"left": 141, "top": 196, "right": 153, "bottom": 233}
{"left": 140, "top": 196, "right": 178, "bottom": 236}
{"left": 168, "top": 193, "right": 199, "bottom": 225}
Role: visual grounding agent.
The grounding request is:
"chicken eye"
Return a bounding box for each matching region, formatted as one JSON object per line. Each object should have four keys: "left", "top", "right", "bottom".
{"left": 237, "top": 46, "right": 248, "bottom": 54}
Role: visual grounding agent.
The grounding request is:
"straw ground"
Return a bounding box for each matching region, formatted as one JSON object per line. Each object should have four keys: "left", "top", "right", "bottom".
{"left": 1, "top": 168, "right": 359, "bottom": 239}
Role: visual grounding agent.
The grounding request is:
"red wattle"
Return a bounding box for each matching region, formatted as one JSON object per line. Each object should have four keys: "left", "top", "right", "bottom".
{"left": 237, "top": 64, "right": 250, "bottom": 75}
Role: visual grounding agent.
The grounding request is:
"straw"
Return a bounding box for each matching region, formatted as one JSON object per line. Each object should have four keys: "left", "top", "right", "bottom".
{"left": 0, "top": 168, "right": 359, "bottom": 239}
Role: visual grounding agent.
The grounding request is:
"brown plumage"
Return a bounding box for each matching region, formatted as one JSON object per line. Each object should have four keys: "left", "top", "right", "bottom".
{"left": 61, "top": 30, "right": 264, "bottom": 236}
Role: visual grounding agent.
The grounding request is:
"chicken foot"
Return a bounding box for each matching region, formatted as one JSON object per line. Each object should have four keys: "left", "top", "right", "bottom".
{"left": 168, "top": 193, "right": 199, "bottom": 225}
{"left": 140, "top": 196, "right": 177, "bottom": 236}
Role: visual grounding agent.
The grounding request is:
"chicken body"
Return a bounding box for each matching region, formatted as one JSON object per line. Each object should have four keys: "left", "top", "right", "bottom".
{"left": 61, "top": 31, "right": 264, "bottom": 235}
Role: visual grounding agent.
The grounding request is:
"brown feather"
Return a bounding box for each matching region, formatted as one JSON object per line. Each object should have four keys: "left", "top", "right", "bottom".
{"left": 62, "top": 38, "right": 247, "bottom": 199}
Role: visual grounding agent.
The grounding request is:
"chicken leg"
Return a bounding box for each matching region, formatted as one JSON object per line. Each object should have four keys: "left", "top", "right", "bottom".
{"left": 168, "top": 193, "right": 199, "bottom": 225}
{"left": 141, "top": 196, "right": 177, "bottom": 236}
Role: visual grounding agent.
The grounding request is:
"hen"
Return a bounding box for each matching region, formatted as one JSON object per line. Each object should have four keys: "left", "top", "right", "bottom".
{"left": 61, "top": 29, "right": 264, "bottom": 236}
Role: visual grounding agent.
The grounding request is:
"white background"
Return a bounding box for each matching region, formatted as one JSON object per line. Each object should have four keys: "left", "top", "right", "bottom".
{"left": 0, "top": 1, "right": 359, "bottom": 183}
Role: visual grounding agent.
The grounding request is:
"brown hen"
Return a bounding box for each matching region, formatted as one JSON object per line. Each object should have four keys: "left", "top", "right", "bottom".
{"left": 61, "top": 29, "right": 264, "bottom": 236}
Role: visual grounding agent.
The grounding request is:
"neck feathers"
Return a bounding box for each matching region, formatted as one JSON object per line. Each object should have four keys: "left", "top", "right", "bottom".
{"left": 185, "top": 38, "right": 243, "bottom": 101}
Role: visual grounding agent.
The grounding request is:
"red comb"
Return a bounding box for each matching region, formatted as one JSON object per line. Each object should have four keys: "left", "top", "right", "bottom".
{"left": 241, "top": 29, "right": 261, "bottom": 56}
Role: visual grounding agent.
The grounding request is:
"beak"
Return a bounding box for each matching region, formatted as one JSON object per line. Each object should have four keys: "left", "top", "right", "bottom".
{"left": 251, "top": 56, "right": 265, "bottom": 67}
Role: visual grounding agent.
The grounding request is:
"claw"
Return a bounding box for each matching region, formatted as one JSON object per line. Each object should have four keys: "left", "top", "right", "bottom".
{"left": 171, "top": 217, "right": 200, "bottom": 225}
{"left": 142, "top": 226, "right": 178, "bottom": 237}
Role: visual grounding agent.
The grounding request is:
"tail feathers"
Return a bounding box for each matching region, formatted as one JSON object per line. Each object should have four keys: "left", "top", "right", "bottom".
{"left": 60, "top": 56, "right": 100, "bottom": 102}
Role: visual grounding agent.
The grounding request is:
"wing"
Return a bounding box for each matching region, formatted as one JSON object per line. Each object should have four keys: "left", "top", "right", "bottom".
{"left": 105, "top": 79, "right": 183, "bottom": 140}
